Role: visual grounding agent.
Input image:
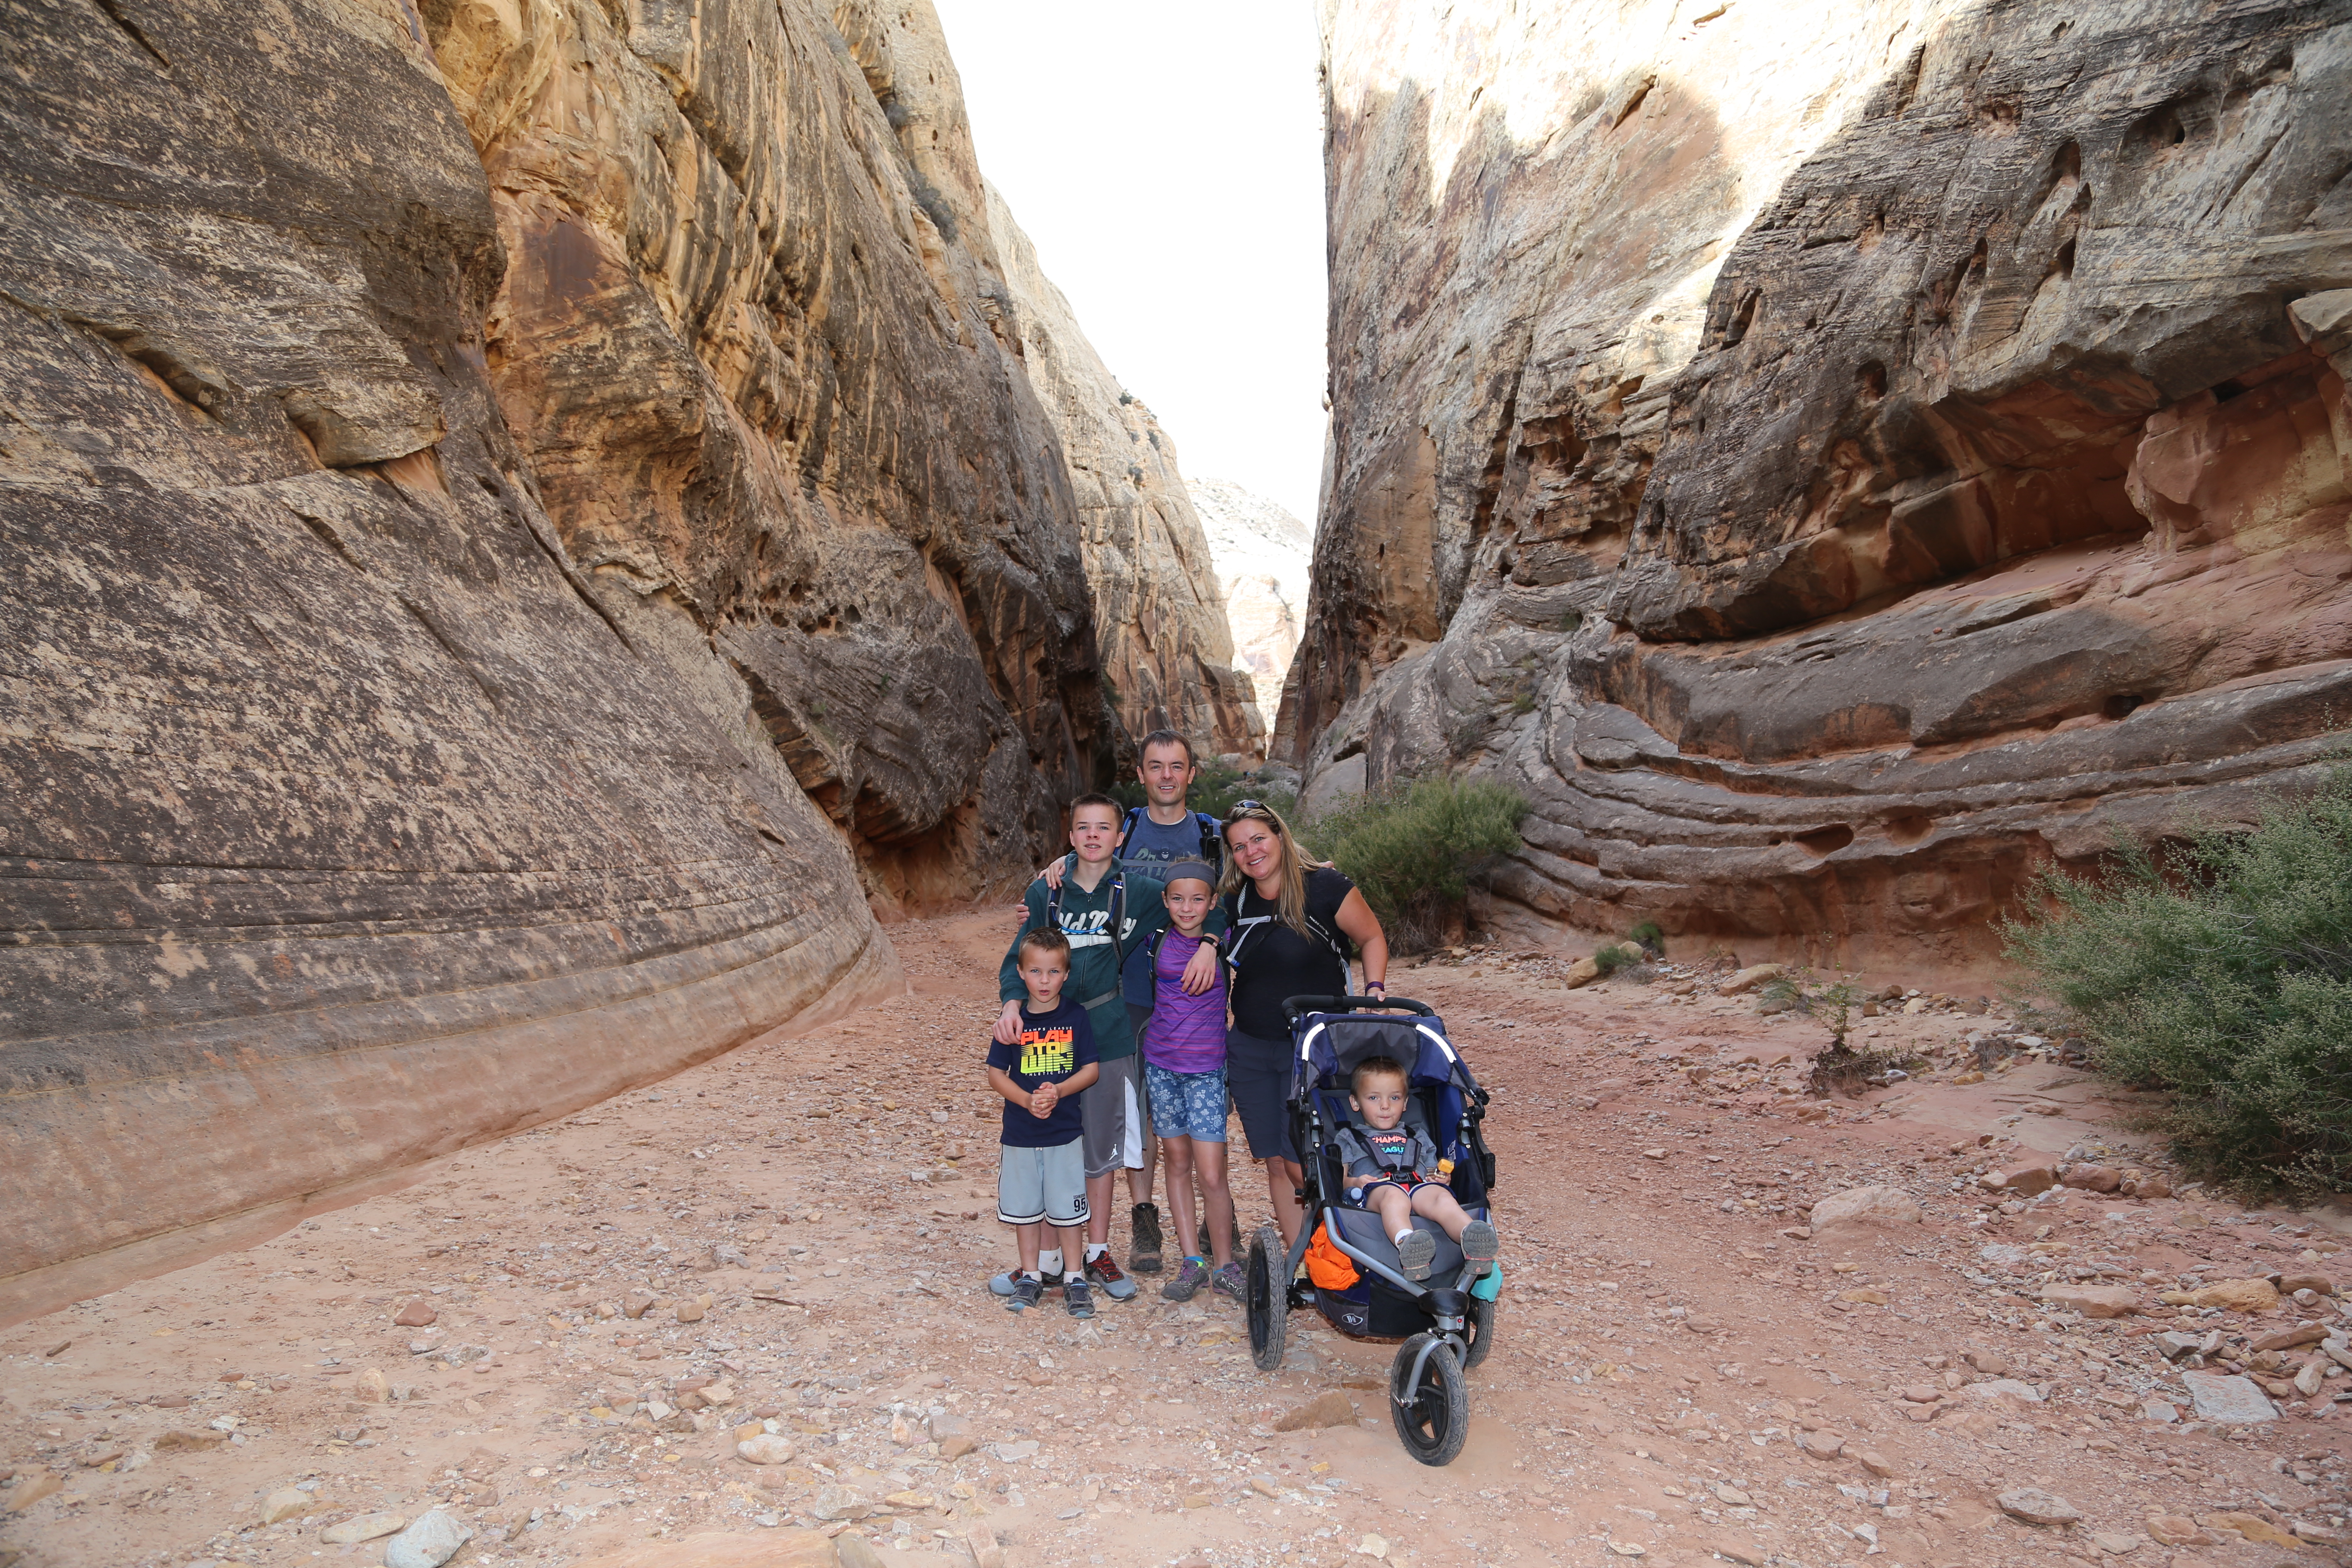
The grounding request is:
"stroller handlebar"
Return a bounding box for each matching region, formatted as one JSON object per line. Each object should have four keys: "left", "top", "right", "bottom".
{"left": 1281, "top": 993, "right": 1438, "bottom": 1023}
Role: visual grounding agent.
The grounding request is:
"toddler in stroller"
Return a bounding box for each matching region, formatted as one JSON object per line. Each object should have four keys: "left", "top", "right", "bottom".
{"left": 1243, "top": 994, "right": 1501, "bottom": 1465}
{"left": 1338, "top": 1055, "right": 1499, "bottom": 1282}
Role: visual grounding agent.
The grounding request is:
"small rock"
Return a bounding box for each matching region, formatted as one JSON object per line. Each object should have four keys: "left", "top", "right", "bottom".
{"left": 928, "top": 1411, "right": 968, "bottom": 1441}
{"left": 2294, "top": 1520, "right": 2350, "bottom": 1545}
{"left": 675, "top": 1298, "right": 706, "bottom": 1323}
{"left": 1250, "top": 1475, "right": 1282, "bottom": 1499}
{"left": 836, "top": 1535, "right": 889, "bottom": 1568}
{"left": 1608, "top": 1541, "right": 1647, "bottom": 1557}
{"left": 1357, "top": 1534, "right": 1391, "bottom": 1559}
{"left": 392, "top": 1300, "right": 438, "bottom": 1329}
{"left": 1807, "top": 1185, "right": 1922, "bottom": 1234}
{"left": 1854, "top": 1449, "right": 1896, "bottom": 1478}
{"left": 2038, "top": 1283, "right": 2140, "bottom": 1318}
{"left": 5, "top": 1472, "right": 62, "bottom": 1512}
{"left": 882, "top": 1490, "right": 935, "bottom": 1510}
{"left": 1184, "top": 1493, "right": 1213, "bottom": 1509}
{"left": 2161, "top": 1277, "right": 2278, "bottom": 1314}
{"left": 736, "top": 1434, "right": 794, "bottom": 1465}
{"left": 1962, "top": 1347, "right": 2007, "bottom": 1375}
{"left": 1999, "top": 1488, "right": 2082, "bottom": 1526}
{"left": 1643, "top": 1148, "right": 1668, "bottom": 1161}
{"left": 2249, "top": 1321, "right": 2328, "bottom": 1352}
{"left": 1719, "top": 963, "right": 1784, "bottom": 996}
{"left": 1274, "top": 1390, "right": 1356, "bottom": 1432}
{"left": 2061, "top": 1164, "right": 2123, "bottom": 1193}
{"left": 2141, "top": 1400, "right": 2179, "bottom": 1423}
{"left": 355, "top": 1368, "right": 389, "bottom": 1403}
{"left": 382, "top": 1508, "right": 471, "bottom": 1568}
{"left": 1795, "top": 1430, "right": 1844, "bottom": 1460}
{"left": 260, "top": 1488, "right": 315, "bottom": 1524}
{"left": 320, "top": 1513, "right": 406, "bottom": 1545}
{"left": 2280, "top": 1272, "right": 2335, "bottom": 1296}
{"left": 1714, "top": 1483, "right": 1753, "bottom": 1505}
{"left": 2091, "top": 1532, "right": 2142, "bottom": 1555}
{"left": 622, "top": 1291, "right": 657, "bottom": 1320}
{"left": 808, "top": 1485, "right": 870, "bottom": 1521}
{"left": 2144, "top": 1516, "right": 2209, "bottom": 1547}
{"left": 1980, "top": 1156, "right": 2058, "bottom": 1194}
{"left": 2203, "top": 1511, "right": 2300, "bottom": 1549}
{"left": 1960, "top": 1378, "right": 2046, "bottom": 1404}
{"left": 940, "top": 1435, "right": 978, "bottom": 1459}
{"left": 1898, "top": 1385, "right": 1940, "bottom": 1403}
{"left": 2180, "top": 1370, "right": 2278, "bottom": 1425}
{"left": 1563, "top": 956, "right": 1603, "bottom": 989}
{"left": 965, "top": 1525, "right": 1004, "bottom": 1568}
{"left": 2153, "top": 1332, "right": 2204, "bottom": 1361}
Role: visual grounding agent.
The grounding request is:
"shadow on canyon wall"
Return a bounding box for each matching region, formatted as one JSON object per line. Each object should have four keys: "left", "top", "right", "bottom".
{"left": 1284, "top": 0, "right": 2352, "bottom": 968}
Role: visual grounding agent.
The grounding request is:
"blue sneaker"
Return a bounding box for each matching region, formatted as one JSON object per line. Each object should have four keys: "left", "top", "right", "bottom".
{"left": 1063, "top": 1273, "right": 1095, "bottom": 1318}
{"left": 1005, "top": 1274, "right": 1044, "bottom": 1312}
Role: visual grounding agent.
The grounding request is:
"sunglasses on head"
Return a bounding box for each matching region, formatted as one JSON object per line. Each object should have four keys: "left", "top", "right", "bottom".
{"left": 1225, "top": 799, "right": 1276, "bottom": 823}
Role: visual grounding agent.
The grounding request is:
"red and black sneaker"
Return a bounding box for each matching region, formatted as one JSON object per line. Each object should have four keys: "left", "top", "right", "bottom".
{"left": 1083, "top": 1250, "right": 1138, "bottom": 1301}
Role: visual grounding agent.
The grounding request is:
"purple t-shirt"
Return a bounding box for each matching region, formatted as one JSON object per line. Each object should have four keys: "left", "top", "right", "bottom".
{"left": 1143, "top": 930, "right": 1227, "bottom": 1073}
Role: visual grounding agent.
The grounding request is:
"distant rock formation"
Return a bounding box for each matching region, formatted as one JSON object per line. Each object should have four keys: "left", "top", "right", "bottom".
{"left": 987, "top": 187, "right": 1265, "bottom": 760}
{"left": 0, "top": 0, "right": 1236, "bottom": 1313}
{"left": 1285, "top": 0, "right": 2352, "bottom": 963}
{"left": 1190, "top": 479, "right": 1314, "bottom": 720}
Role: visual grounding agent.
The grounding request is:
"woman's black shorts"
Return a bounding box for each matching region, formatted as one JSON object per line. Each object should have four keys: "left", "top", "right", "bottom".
{"left": 1224, "top": 1027, "right": 1298, "bottom": 1164}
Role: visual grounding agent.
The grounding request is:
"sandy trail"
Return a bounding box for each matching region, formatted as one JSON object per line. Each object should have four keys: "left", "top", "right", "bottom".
{"left": 6, "top": 914, "right": 2351, "bottom": 1568}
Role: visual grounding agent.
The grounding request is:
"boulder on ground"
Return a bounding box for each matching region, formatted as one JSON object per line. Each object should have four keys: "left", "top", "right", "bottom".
{"left": 1980, "top": 1156, "right": 2058, "bottom": 1194}
{"left": 2037, "top": 1283, "right": 2140, "bottom": 1318}
{"left": 2161, "top": 1278, "right": 2280, "bottom": 1314}
{"left": 1718, "top": 964, "right": 1784, "bottom": 996}
{"left": 1807, "top": 1185, "right": 1921, "bottom": 1235}
{"left": 2000, "top": 1488, "right": 2081, "bottom": 1526}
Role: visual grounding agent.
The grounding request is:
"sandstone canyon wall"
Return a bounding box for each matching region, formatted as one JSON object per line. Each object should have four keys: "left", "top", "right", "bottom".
{"left": 0, "top": 0, "right": 1218, "bottom": 1317}
{"left": 1191, "top": 478, "right": 1316, "bottom": 720}
{"left": 1286, "top": 0, "right": 2352, "bottom": 964}
{"left": 986, "top": 186, "right": 1265, "bottom": 760}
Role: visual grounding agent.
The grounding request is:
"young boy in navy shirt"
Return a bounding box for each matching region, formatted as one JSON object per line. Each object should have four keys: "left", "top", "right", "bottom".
{"left": 989, "top": 927, "right": 1101, "bottom": 1315}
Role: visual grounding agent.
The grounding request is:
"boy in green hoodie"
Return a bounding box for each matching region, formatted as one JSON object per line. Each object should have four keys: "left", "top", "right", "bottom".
{"left": 989, "top": 793, "right": 1219, "bottom": 1299}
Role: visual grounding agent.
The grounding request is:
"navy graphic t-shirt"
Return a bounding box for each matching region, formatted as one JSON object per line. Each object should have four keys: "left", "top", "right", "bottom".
{"left": 1119, "top": 811, "right": 1214, "bottom": 872}
{"left": 987, "top": 997, "right": 1098, "bottom": 1148}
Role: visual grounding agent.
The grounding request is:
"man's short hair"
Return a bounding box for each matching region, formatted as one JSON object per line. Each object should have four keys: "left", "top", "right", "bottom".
{"left": 1017, "top": 927, "right": 1072, "bottom": 964}
{"left": 1068, "top": 791, "right": 1123, "bottom": 823}
{"left": 1351, "top": 1055, "right": 1409, "bottom": 1093}
{"left": 1138, "top": 729, "right": 1197, "bottom": 766}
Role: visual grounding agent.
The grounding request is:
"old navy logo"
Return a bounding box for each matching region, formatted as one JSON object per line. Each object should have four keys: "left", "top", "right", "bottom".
{"left": 1057, "top": 908, "right": 1136, "bottom": 948}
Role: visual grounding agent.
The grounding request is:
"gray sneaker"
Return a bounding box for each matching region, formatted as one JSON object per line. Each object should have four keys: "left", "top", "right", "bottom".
{"left": 1210, "top": 1261, "right": 1246, "bottom": 1301}
{"left": 1461, "top": 1219, "right": 1498, "bottom": 1277}
{"left": 1160, "top": 1257, "right": 1209, "bottom": 1302}
{"left": 1396, "top": 1228, "right": 1436, "bottom": 1281}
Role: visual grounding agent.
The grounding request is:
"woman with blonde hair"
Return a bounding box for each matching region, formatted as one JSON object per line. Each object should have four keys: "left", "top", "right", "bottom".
{"left": 1218, "top": 799, "right": 1390, "bottom": 1251}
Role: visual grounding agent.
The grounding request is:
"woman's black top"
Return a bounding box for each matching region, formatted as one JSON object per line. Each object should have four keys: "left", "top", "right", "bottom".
{"left": 1223, "top": 866, "right": 1357, "bottom": 1041}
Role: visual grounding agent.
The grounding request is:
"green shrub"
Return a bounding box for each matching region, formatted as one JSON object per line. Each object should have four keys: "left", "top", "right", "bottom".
{"left": 2003, "top": 764, "right": 2352, "bottom": 1196}
{"left": 1594, "top": 942, "right": 1641, "bottom": 976}
{"left": 1629, "top": 920, "right": 1664, "bottom": 955}
{"left": 1305, "top": 776, "right": 1528, "bottom": 952}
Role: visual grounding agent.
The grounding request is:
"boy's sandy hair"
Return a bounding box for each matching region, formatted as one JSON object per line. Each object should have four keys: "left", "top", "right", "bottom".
{"left": 1017, "top": 926, "right": 1072, "bottom": 965}
{"left": 1351, "top": 1054, "right": 1408, "bottom": 1093}
{"left": 1067, "top": 791, "right": 1122, "bottom": 824}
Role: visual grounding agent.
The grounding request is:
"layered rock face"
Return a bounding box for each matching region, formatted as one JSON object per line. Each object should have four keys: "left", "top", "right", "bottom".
{"left": 986, "top": 187, "right": 1265, "bottom": 759}
{"left": 1191, "top": 478, "right": 1315, "bottom": 719}
{"left": 1289, "top": 0, "right": 2352, "bottom": 962}
{"left": 0, "top": 0, "right": 1181, "bottom": 1312}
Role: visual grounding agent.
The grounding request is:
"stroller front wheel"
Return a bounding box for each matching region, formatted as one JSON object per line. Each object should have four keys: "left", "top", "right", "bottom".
{"left": 1390, "top": 1331, "right": 1470, "bottom": 1466}
{"left": 1246, "top": 1224, "right": 1286, "bottom": 1372}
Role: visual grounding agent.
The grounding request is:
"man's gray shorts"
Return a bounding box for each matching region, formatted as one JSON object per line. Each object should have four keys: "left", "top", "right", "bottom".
{"left": 1080, "top": 1054, "right": 1146, "bottom": 1179}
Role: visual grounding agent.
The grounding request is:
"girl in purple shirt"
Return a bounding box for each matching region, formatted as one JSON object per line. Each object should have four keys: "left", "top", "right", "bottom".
{"left": 1139, "top": 863, "right": 1240, "bottom": 1301}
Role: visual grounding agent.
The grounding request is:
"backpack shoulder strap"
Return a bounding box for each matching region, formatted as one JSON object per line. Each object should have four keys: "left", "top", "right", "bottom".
{"left": 1195, "top": 811, "right": 1222, "bottom": 864}
{"left": 1115, "top": 806, "right": 1144, "bottom": 858}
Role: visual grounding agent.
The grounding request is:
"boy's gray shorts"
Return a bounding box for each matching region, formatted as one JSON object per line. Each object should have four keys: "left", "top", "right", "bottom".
{"left": 998, "top": 1139, "right": 1087, "bottom": 1227}
{"left": 1080, "top": 1054, "right": 1146, "bottom": 1179}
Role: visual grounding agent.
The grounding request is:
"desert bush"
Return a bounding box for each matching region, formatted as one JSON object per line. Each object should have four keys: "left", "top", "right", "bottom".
{"left": 2003, "top": 765, "right": 2352, "bottom": 1195}
{"left": 1305, "top": 776, "right": 1527, "bottom": 952}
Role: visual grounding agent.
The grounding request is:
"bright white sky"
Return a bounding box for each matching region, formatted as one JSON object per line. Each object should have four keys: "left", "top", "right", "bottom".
{"left": 934, "top": 0, "right": 1329, "bottom": 524}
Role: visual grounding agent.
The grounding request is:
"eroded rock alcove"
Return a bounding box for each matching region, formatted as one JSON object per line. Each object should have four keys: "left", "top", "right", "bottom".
{"left": 1283, "top": 0, "right": 2352, "bottom": 964}
{"left": 0, "top": 0, "right": 1253, "bottom": 1313}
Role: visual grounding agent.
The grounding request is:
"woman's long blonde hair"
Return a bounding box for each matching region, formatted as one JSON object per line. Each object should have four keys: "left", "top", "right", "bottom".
{"left": 1220, "top": 800, "right": 1311, "bottom": 937}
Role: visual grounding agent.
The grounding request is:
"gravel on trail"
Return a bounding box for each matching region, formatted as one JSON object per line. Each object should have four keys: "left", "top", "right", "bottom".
{"left": 5, "top": 916, "right": 2351, "bottom": 1568}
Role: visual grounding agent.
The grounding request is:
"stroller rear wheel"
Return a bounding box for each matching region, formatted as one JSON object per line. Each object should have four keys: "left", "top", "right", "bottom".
{"left": 1390, "top": 1332, "right": 1469, "bottom": 1466}
{"left": 1461, "top": 1292, "right": 1496, "bottom": 1371}
{"left": 1246, "top": 1224, "right": 1286, "bottom": 1372}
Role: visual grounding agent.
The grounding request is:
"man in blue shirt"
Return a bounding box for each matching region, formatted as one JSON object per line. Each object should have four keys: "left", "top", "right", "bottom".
{"left": 1029, "top": 731, "right": 1226, "bottom": 1274}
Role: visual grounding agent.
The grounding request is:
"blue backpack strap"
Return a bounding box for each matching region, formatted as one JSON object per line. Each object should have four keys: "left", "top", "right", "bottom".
{"left": 1115, "top": 805, "right": 1145, "bottom": 859}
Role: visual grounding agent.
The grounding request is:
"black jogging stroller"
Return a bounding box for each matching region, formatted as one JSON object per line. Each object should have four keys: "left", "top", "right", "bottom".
{"left": 1244, "top": 994, "right": 1499, "bottom": 1466}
